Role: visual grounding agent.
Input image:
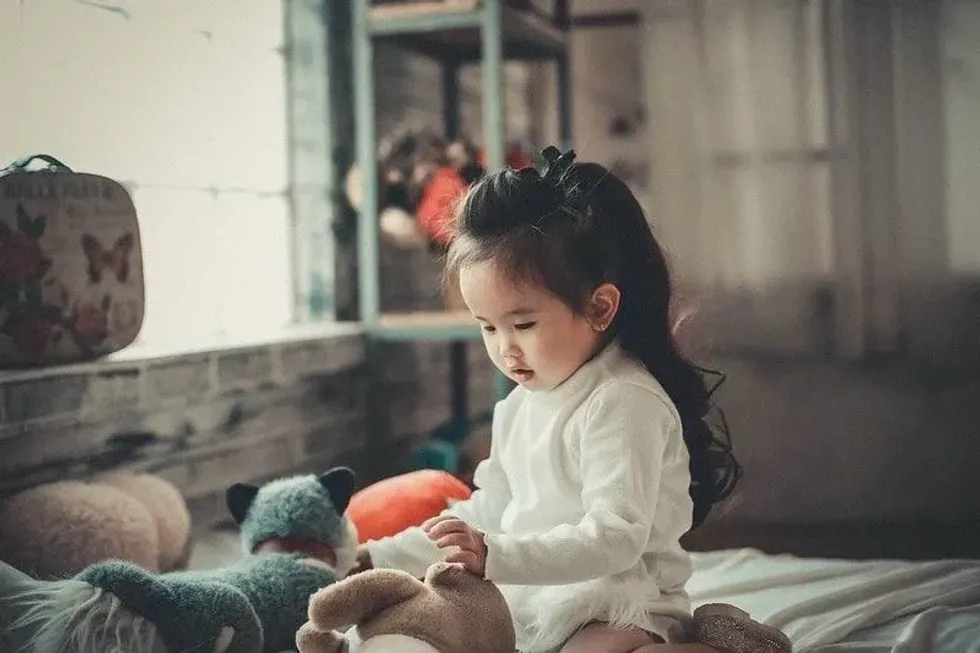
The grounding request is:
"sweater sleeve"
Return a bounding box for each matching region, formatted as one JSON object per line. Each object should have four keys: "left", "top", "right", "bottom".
{"left": 366, "top": 397, "right": 514, "bottom": 577}
{"left": 483, "top": 383, "right": 676, "bottom": 585}
{"left": 443, "top": 437, "right": 511, "bottom": 532}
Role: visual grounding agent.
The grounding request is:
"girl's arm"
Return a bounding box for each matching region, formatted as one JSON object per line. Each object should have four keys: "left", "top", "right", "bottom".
{"left": 483, "top": 383, "right": 676, "bottom": 585}
{"left": 365, "top": 398, "right": 514, "bottom": 577}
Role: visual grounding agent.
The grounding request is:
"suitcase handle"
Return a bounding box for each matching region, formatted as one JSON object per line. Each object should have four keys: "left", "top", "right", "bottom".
{"left": 2, "top": 154, "right": 74, "bottom": 175}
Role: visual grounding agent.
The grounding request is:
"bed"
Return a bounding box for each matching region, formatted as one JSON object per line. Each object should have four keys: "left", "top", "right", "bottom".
{"left": 190, "top": 526, "right": 980, "bottom": 653}
{"left": 688, "top": 547, "right": 980, "bottom": 652}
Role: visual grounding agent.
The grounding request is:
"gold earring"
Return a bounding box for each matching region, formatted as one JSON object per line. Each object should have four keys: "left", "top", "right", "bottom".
{"left": 594, "top": 322, "right": 608, "bottom": 332}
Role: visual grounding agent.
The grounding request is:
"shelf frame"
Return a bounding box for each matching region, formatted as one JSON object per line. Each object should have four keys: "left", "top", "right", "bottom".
{"left": 351, "top": 0, "right": 574, "bottom": 441}
{"left": 366, "top": 2, "right": 566, "bottom": 62}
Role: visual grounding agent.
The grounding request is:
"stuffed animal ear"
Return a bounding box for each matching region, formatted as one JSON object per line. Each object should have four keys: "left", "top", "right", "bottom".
{"left": 318, "top": 467, "right": 355, "bottom": 515}
{"left": 345, "top": 164, "right": 363, "bottom": 211}
{"left": 380, "top": 206, "right": 426, "bottom": 249}
{"left": 226, "top": 483, "right": 259, "bottom": 524}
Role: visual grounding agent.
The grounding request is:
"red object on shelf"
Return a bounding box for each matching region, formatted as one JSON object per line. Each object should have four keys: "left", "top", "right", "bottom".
{"left": 417, "top": 145, "right": 534, "bottom": 246}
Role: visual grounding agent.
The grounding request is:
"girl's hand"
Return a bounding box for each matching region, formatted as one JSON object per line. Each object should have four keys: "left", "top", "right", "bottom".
{"left": 423, "top": 515, "right": 487, "bottom": 577}
{"left": 348, "top": 545, "right": 373, "bottom": 575}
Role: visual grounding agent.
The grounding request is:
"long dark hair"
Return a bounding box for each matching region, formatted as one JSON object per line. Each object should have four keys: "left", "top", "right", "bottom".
{"left": 445, "top": 147, "right": 741, "bottom": 528}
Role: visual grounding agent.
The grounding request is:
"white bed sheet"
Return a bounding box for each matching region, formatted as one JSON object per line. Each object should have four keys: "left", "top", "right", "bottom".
{"left": 689, "top": 548, "right": 980, "bottom": 653}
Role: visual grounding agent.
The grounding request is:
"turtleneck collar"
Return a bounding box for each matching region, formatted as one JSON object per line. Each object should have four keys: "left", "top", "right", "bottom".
{"left": 527, "top": 340, "right": 627, "bottom": 406}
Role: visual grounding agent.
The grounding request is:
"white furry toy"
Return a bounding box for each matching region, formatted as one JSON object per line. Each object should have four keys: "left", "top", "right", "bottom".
{"left": 0, "top": 473, "right": 192, "bottom": 579}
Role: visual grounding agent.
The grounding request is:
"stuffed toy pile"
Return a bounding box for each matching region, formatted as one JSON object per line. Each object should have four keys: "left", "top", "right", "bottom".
{"left": 1, "top": 467, "right": 519, "bottom": 653}
{"left": 346, "top": 129, "right": 532, "bottom": 249}
{"left": 2, "top": 467, "right": 358, "bottom": 653}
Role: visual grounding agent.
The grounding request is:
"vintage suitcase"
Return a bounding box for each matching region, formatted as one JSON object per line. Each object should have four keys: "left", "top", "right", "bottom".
{"left": 0, "top": 155, "right": 144, "bottom": 368}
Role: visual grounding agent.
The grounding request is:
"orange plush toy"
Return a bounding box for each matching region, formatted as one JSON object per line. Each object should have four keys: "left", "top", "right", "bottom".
{"left": 415, "top": 167, "right": 469, "bottom": 247}
{"left": 345, "top": 130, "right": 534, "bottom": 250}
{"left": 346, "top": 470, "right": 472, "bottom": 544}
{"left": 416, "top": 143, "right": 534, "bottom": 247}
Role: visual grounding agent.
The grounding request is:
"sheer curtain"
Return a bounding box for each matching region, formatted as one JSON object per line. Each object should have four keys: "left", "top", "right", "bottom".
{"left": 944, "top": 1, "right": 980, "bottom": 277}
{"left": 641, "top": 0, "right": 834, "bottom": 355}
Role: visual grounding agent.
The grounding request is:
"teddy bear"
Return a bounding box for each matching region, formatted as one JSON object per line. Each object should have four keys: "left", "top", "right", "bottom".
{"left": 296, "top": 562, "right": 516, "bottom": 653}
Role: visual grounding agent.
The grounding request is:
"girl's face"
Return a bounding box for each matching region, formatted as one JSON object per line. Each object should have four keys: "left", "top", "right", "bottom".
{"left": 458, "top": 260, "right": 604, "bottom": 391}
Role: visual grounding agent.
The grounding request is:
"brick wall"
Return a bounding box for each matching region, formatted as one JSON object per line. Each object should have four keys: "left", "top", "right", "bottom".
{"left": 0, "top": 334, "right": 371, "bottom": 528}
{"left": 380, "top": 340, "right": 496, "bottom": 452}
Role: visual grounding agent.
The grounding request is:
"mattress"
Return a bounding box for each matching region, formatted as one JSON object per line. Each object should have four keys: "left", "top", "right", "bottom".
{"left": 689, "top": 548, "right": 980, "bottom": 653}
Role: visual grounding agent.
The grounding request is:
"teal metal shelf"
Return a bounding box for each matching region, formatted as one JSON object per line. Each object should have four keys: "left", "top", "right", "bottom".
{"left": 372, "top": 311, "right": 482, "bottom": 341}
{"left": 368, "top": 2, "right": 566, "bottom": 61}
{"left": 354, "top": 0, "right": 519, "bottom": 335}
{"left": 368, "top": 4, "right": 483, "bottom": 35}
{"left": 351, "top": 0, "right": 571, "bottom": 442}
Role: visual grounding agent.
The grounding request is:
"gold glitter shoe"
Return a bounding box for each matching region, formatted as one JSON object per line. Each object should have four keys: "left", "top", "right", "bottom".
{"left": 691, "top": 603, "right": 793, "bottom": 653}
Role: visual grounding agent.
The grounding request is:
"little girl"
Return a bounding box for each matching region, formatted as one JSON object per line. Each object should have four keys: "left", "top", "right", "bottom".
{"left": 358, "top": 148, "right": 792, "bottom": 653}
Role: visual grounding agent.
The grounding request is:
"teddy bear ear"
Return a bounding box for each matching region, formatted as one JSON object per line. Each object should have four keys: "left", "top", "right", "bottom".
{"left": 226, "top": 483, "right": 259, "bottom": 524}
{"left": 318, "top": 467, "right": 355, "bottom": 515}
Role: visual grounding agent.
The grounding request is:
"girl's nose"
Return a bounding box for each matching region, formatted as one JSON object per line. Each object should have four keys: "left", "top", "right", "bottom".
{"left": 499, "top": 334, "right": 521, "bottom": 359}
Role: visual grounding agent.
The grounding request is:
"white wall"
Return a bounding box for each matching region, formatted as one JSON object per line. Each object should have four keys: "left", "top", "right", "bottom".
{"left": 0, "top": 0, "right": 293, "bottom": 354}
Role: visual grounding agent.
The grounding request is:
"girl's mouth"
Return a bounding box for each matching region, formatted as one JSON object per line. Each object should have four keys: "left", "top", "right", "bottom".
{"left": 510, "top": 368, "right": 535, "bottom": 383}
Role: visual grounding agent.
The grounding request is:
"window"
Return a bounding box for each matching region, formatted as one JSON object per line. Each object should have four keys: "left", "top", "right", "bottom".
{"left": 1, "top": 0, "right": 294, "bottom": 355}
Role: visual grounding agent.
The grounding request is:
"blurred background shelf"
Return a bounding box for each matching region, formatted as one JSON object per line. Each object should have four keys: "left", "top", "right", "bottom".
{"left": 375, "top": 310, "right": 481, "bottom": 341}
{"left": 368, "top": 0, "right": 566, "bottom": 61}
{"left": 352, "top": 0, "right": 572, "bottom": 472}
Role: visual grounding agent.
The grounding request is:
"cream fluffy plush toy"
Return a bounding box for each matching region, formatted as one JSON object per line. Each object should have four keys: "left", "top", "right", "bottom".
{"left": 0, "top": 472, "right": 191, "bottom": 578}
{"left": 296, "top": 562, "right": 516, "bottom": 653}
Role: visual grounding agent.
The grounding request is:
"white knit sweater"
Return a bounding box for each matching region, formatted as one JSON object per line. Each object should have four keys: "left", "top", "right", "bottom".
{"left": 367, "top": 343, "right": 695, "bottom": 651}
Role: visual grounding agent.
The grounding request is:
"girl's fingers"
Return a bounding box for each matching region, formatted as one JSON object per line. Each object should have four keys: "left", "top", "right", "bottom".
{"left": 426, "top": 518, "right": 470, "bottom": 540}
{"left": 421, "top": 514, "right": 455, "bottom": 532}
{"left": 434, "top": 532, "right": 476, "bottom": 551}
{"left": 445, "top": 549, "right": 480, "bottom": 574}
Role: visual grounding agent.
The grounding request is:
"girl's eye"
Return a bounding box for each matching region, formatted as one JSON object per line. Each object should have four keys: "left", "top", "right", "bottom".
{"left": 481, "top": 325, "right": 496, "bottom": 333}
{"left": 515, "top": 322, "right": 536, "bottom": 331}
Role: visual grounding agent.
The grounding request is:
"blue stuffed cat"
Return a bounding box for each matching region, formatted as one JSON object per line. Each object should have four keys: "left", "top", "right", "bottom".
{"left": 4, "top": 466, "right": 359, "bottom": 653}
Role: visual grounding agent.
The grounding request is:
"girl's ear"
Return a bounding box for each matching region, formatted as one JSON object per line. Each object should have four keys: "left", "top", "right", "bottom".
{"left": 587, "top": 283, "right": 620, "bottom": 332}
